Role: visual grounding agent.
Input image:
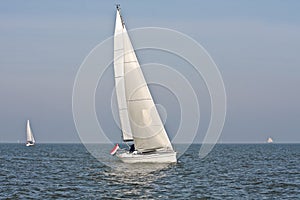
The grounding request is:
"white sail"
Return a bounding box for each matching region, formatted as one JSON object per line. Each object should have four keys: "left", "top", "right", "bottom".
{"left": 26, "top": 120, "right": 35, "bottom": 143}
{"left": 114, "top": 9, "right": 133, "bottom": 141}
{"left": 267, "top": 137, "right": 273, "bottom": 143}
{"left": 114, "top": 8, "right": 173, "bottom": 153}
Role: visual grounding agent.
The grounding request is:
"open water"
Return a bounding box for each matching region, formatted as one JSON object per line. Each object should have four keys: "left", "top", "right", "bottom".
{"left": 0, "top": 144, "right": 299, "bottom": 199}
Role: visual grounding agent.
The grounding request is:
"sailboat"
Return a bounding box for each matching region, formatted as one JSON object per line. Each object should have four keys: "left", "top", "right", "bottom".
{"left": 112, "top": 5, "right": 176, "bottom": 163}
{"left": 26, "top": 120, "right": 35, "bottom": 146}
{"left": 267, "top": 137, "right": 273, "bottom": 143}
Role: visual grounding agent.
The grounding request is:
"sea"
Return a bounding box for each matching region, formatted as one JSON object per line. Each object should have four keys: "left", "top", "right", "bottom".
{"left": 0, "top": 144, "right": 299, "bottom": 199}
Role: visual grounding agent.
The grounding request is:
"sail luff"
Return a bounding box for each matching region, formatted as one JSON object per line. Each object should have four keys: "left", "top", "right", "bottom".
{"left": 114, "top": 9, "right": 133, "bottom": 141}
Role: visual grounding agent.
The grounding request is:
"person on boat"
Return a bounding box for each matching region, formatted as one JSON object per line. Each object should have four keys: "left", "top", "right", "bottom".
{"left": 129, "top": 144, "right": 135, "bottom": 153}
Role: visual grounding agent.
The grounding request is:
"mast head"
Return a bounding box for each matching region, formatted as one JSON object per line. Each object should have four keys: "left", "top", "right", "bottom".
{"left": 115, "top": 4, "right": 125, "bottom": 28}
{"left": 116, "top": 4, "right": 121, "bottom": 11}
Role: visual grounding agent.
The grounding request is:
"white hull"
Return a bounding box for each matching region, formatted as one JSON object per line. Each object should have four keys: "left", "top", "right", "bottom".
{"left": 26, "top": 143, "right": 34, "bottom": 147}
{"left": 117, "top": 151, "right": 177, "bottom": 163}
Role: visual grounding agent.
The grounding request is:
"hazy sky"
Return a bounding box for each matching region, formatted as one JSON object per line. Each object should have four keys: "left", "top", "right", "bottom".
{"left": 1, "top": 0, "right": 299, "bottom": 143}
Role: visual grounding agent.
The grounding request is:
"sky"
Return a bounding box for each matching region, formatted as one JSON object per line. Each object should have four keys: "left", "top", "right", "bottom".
{"left": 0, "top": 0, "right": 299, "bottom": 143}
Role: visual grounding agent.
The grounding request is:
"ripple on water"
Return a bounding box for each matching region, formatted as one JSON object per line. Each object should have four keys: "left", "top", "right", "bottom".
{"left": 0, "top": 143, "right": 299, "bottom": 199}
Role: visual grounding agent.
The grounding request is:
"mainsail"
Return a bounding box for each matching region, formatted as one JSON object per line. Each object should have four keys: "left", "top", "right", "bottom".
{"left": 114, "top": 8, "right": 133, "bottom": 141}
{"left": 26, "top": 120, "right": 35, "bottom": 143}
{"left": 113, "top": 6, "right": 173, "bottom": 152}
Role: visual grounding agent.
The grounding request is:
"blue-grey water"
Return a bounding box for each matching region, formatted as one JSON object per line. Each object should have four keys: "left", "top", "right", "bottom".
{"left": 0, "top": 144, "right": 299, "bottom": 199}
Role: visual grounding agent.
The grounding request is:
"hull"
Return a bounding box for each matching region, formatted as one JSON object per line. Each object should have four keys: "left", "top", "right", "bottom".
{"left": 117, "top": 151, "right": 177, "bottom": 163}
{"left": 26, "top": 142, "right": 34, "bottom": 147}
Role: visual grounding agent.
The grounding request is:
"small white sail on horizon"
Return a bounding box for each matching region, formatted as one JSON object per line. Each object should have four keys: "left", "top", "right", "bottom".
{"left": 112, "top": 5, "right": 176, "bottom": 163}
{"left": 267, "top": 137, "right": 273, "bottom": 143}
{"left": 26, "top": 120, "right": 35, "bottom": 146}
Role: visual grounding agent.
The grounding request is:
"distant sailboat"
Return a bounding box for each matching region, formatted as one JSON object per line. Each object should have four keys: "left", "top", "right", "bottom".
{"left": 111, "top": 5, "right": 176, "bottom": 163}
{"left": 26, "top": 120, "right": 35, "bottom": 146}
{"left": 267, "top": 137, "right": 273, "bottom": 143}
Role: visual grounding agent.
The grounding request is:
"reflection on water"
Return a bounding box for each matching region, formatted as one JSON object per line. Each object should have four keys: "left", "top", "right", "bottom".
{"left": 112, "top": 162, "right": 173, "bottom": 174}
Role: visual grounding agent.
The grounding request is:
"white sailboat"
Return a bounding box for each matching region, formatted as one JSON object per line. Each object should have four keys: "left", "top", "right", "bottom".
{"left": 26, "top": 120, "right": 35, "bottom": 146}
{"left": 267, "top": 137, "right": 273, "bottom": 143}
{"left": 112, "top": 5, "right": 176, "bottom": 163}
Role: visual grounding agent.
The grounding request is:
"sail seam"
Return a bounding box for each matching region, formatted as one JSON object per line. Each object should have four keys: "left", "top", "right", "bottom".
{"left": 127, "top": 98, "right": 152, "bottom": 102}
